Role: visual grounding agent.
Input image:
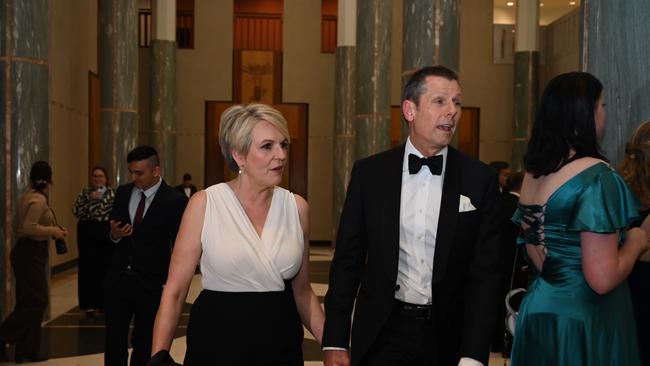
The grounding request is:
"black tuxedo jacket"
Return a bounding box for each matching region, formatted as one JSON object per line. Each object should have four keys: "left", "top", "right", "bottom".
{"left": 324, "top": 145, "right": 503, "bottom": 365}
{"left": 175, "top": 184, "right": 197, "bottom": 198}
{"left": 107, "top": 180, "right": 187, "bottom": 291}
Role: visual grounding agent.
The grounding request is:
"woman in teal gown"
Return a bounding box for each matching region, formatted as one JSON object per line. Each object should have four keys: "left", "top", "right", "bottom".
{"left": 510, "top": 72, "right": 649, "bottom": 366}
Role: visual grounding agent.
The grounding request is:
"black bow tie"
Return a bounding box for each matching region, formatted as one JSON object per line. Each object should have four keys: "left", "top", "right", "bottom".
{"left": 408, "top": 153, "right": 443, "bottom": 175}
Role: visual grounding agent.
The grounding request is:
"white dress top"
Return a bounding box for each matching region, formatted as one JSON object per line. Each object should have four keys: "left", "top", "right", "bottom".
{"left": 200, "top": 183, "right": 304, "bottom": 292}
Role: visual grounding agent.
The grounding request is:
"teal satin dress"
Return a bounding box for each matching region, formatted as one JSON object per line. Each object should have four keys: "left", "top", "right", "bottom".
{"left": 510, "top": 163, "right": 643, "bottom": 366}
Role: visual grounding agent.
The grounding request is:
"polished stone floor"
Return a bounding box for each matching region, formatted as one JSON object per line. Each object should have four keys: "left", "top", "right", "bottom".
{"left": 0, "top": 247, "right": 509, "bottom": 365}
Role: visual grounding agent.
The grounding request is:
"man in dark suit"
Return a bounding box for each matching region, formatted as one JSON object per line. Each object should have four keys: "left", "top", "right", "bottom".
{"left": 175, "top": 173, "right": 197, "bottom": 198}
{"left": 488, "top": 161, "right": 510, "bottom": 193}
{"left": 323, "top": 66, "right": 503, "bottom": 366}
{"left": 105, "top": 146, "right": 187, "bottom": 366}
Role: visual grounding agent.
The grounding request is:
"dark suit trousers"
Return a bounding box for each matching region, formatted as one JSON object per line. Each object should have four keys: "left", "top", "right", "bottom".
{"left": 0, "top": 238, "right": 48, "bottom": 356}
{"left": 104, "top": 274, "right": 162, "bottom": 366}
{"left": 77, "top": 220, "right": 112, "bottom": 310}
{"left": 361, "top": 302, "right": 433, "bottom": 366}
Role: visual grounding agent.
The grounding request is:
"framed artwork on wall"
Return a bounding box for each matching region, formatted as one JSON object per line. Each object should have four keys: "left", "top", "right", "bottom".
{"left": 233, "top": 50, "right": 283, "bottom": 104}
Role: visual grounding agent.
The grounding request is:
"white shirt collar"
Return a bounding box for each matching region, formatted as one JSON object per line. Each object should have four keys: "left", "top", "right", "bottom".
{"left": 402, "top": 137, "right": 448, "bottom": 174}
{"left": 134, "top": 177, "right": 163, "bottom": 198}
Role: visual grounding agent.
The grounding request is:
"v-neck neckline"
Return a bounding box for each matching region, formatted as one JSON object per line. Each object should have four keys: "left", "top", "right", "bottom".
{"left": 224, "top": 184, "right": 276, "bottom": 240}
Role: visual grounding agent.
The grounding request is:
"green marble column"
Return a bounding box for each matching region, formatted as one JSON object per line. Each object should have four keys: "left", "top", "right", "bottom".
{"left": 0, "top": 0, "right": 49, "bottom": 317}
{"left": 333, "top": 46, "right": 356, "bottom": 243}
{"left": 401, "top": 0, "right": 460, "bottom": 141}
{"left": 333, "top": 0, "right": 357, "bottom": 244}
{"left": 100, "top": 0, "right": 138, "bottom": 186}
{"left": 150, "top": 0, "right": 176, "bottom": 182}
{"left": 512, "top": 0, "right": 539, "bottom": 172}
{"left": 354, "top": 0, "right": 392, "bottom": 160}
{"left": 582, "top": 0, "right": 650, "bottom": 164}
{"left": 513, "top": 52, "right": 539, "bottom": 172}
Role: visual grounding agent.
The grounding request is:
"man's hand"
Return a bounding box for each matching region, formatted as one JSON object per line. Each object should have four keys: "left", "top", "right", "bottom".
{"left": 324, "top": 349, "right": 350, "bottom": 366}
{"left": 110, "top": 219, "right": 133, "bottom": 240}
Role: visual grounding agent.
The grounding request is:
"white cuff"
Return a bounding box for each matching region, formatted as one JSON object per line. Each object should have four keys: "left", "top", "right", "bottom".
{"left": 458, "top": 357, "right": 484, "bottom": 366}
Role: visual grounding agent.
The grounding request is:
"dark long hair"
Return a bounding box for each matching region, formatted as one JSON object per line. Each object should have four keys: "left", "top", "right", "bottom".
{"left": 29, "top": 161, "right": 53, "bottom": 192}
{"left": 524, "top": 72, "right": 607, "bottom": 177}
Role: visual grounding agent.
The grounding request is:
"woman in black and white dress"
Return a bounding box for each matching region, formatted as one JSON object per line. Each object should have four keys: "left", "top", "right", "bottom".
{"left": 151, "top": 103, "right": 324, "bottom": 365}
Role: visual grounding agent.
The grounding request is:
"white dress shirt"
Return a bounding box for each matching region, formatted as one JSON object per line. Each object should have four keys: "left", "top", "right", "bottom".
{"left": 396, "top": 139, "right": 483, "bottom": 366}
{"left": 395, "top": 138, "right": 446, "bottom": 305}
{"left": 110, "top": 177, "right": 162, "bottom": 243}
{"left": 127, "top": 177, "right": 162, "bottom": 223}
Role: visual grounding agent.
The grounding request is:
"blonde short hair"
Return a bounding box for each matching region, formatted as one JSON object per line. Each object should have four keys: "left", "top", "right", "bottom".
{"left": 218, "top": 103, "right": 290, "bottom": 172}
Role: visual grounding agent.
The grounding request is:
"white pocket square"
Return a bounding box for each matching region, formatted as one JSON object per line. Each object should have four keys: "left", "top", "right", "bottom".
{"left": 459, "top": 194, "right": 476, "bottom": 212}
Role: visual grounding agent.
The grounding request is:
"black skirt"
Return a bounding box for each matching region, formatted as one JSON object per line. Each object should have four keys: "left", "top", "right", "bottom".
{"left": 184, "top": 282, "right": 303, "bottom": 366}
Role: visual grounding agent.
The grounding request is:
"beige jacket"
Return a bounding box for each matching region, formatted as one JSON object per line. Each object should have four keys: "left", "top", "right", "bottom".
{"left": 14, "top": 189, "right": 57, "bottom": 241}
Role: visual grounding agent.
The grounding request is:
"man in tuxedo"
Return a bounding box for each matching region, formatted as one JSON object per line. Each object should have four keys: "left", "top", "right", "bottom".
{"left": 488, "top": 161, "right": 510, "bottom": 193}
{"left": 104, "top": 146, "right": 187, "bottom": 366}
{"left": 323, "top": 66, "right": 503, "bottom": 366}
{"left": 175, "top": 172, "right": 197, "bottom": 198}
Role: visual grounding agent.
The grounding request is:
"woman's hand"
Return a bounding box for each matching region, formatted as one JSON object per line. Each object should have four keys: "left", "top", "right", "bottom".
{"left": 53, "top": 226, "right": 68, "bottom": 239}
{"left": 90, "top": 190, "right": 103, "bottom": 200}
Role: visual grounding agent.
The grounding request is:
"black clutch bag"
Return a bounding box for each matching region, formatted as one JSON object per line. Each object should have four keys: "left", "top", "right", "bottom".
{"left": 55, "top": 236, "right": 68, "bottom": 254}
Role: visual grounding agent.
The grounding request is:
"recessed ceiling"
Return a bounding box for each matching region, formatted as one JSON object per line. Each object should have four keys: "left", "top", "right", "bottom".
{"left": 494, "top": 0, "right": 580, "bottom": 25}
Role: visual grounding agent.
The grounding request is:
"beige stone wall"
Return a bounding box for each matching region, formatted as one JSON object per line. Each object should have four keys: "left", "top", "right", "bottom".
{"left": 460, "top": 0, "right": 515, "bottom": 165}
{"left": 49, "top": 0, "right": 98, "bottom": 267}
{"left": 175, "top": 0, "right": 233, "bottom": 188}
{"left": 283, "top": 0, "right": 335, "bottom": 241}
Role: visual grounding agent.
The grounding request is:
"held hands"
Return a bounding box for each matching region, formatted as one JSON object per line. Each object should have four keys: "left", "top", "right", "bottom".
{"left": 323, "top": 350, "right": 351, "bottom": 366}
{"left": 110, "top": 219, "right": 133, "bottom": 239}
{"left": 90, "top": 190, "right": 103, "bottom": 200}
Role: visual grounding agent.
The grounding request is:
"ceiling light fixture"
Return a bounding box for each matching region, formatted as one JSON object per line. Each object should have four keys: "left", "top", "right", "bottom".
{"left": 540, "top": 3, "right": 544, "bottom": 6}
{"left": 506, "top": 1, "right": 514, "bottom": 6}
{"left": 569, "top": 1, "right": 576, "bottom": 5}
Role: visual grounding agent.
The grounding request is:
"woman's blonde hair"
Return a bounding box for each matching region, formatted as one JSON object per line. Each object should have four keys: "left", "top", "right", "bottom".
{"left": 620, "top": 121, "right": 650, "bottom": 209}
{"left": 218, "top": 103, "right": 290, "bottom": 172}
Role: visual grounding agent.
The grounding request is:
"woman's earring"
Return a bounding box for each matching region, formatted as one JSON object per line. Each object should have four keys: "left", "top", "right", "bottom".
{"left": 238, "top": 166, "right": 244, "bottom": 175}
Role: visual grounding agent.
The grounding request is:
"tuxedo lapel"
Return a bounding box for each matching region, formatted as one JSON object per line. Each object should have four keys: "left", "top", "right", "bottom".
{"left": 432, "top": 146, "right": 460, "bottom": 284}
{"left": 383, "top": 145, "right": 406, "bottom": 268}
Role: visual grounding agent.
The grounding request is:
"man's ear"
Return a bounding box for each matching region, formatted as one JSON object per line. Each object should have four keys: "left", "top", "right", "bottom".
{"left": 153, "top": 165, "right": 161, "bottom": 177}
{"left": 402, "top": 100, "right": 415, "bottom": 122}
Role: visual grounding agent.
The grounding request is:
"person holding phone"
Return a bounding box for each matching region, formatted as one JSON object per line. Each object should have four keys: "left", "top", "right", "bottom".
{"left": 104, "top": 146, "right": 187, "bottom": 366}
{"left": 72, "top": 166, "right": 115, "bottom": 318}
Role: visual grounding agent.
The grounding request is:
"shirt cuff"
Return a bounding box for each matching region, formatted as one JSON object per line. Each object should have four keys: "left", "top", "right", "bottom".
{"left": 322, "top": 347, "right": 347, "bottom": 351}
{"left": 109, "top": 232, "right": 121, "bottom": 243}
{"left": 459, "top": 357, "right": 484, "bottom": 366}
